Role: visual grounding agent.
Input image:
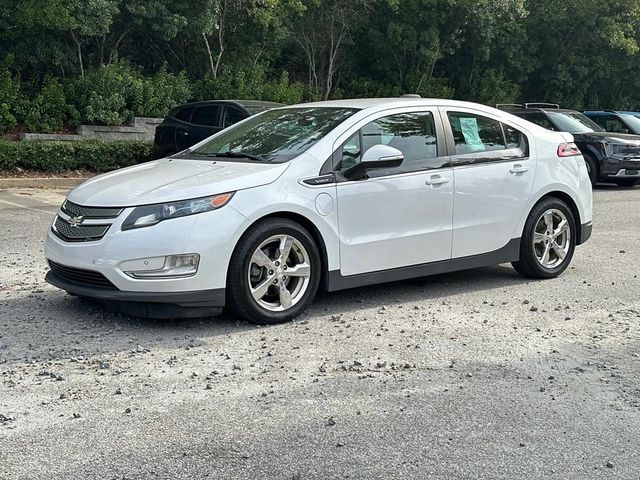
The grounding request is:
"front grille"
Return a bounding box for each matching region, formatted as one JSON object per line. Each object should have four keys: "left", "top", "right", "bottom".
{"left": 48, "top": 261, "right": 117, "bottom": 289}
{"left": 52, "top": 216, "right": 110, "bottom": 242}
{"left": 61, "top": 200, "right": 123, "bottom": 219}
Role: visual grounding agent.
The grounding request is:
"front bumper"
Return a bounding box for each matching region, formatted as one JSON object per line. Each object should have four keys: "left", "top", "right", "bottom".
{"left": 602, "top": 156, "right": 640, "bottom": 178}
{"left": 46, "top": 269, "right": 225, "bottom": 318}
{"left": 44, "top": 200, "right": 249, "bottom": 318}
{"left": 605, "top": 168, "right": 640, "bottom": 178}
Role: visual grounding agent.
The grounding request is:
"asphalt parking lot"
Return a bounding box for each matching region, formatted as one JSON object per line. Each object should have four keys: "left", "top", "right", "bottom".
{"left": 1, "top": 186, "right": 639, "bottom": 479}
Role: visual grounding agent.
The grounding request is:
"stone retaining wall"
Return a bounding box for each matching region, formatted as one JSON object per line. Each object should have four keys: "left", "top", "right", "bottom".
{"left": 20, "top": 117, "right": 162, "bottom": 142}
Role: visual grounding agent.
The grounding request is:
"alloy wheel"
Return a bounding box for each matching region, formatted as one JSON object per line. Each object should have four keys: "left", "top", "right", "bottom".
{"left": 248, "top": 234, "right": 311, "bottom": 312}
{"left": 533, "top": 208, "right": 571, "bottom": 269}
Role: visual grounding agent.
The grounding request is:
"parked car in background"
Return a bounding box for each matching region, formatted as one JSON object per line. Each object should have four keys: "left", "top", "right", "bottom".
{"left": 45, "top": 98, "right": 592, "bottom": 324}
{"left": 153, "top": 100, "right": 283, "bottom": 157}
{"left": 499, "top": 103, "right": 640, "bottom": 187}
{"left": 583, "top": 110, "right": 640, "bottom": 135}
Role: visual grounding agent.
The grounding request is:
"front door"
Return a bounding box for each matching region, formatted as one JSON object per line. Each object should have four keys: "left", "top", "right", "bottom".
{"left": 334, "top": 111, "right": 454, "bottom": 276}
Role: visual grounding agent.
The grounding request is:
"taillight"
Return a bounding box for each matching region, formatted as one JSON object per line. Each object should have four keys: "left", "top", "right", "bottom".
{"left": 557, "top": 143, "right": 581, "bottom": 157}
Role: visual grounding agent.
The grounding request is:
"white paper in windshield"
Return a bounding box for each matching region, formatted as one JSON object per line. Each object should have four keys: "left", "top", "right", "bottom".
{"left": 460, "top": 117, "right": 486, "bottom": 152}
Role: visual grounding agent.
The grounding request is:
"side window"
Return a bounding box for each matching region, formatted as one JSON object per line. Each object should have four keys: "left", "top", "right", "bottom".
{"left": 335, "top": 112, "right": 441, "bottom": 177}
{"left": 336, "top": 133, "right": 362, "bottom": 171}
{"left": 222, "top": 107, "right": 246, "bottom": 128}
{"left": 173, "top": 107, "right": 192, "bottom": 122}
{"left": 503, "top": 124, "right": 529, "bottom": 156}
{"left": 447, "top": 112, "right": 505, "bottom": 155}
{"left": 590, "top": 115, "right": 607, "bottom": 130}
{"left": 522, "top": 113, "right": 556, "bottom": 130}
{"left": 191, "top": 106, "right": 221, "bottom": 127}
{"left": 601, "top": 115, "right": 626, "bottom": 133}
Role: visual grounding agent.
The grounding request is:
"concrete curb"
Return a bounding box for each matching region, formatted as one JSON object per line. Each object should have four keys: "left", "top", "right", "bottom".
{"left": 0, "top": 177, "right": 90, "bottom": 189}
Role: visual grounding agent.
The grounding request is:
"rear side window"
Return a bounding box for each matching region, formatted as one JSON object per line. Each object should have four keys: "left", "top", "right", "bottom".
{"left": 520, "top": 113, "right": 556, "bottom": 130}
{"left": 504, "top": 125, "right": 529, "bottom": 156}
{"left": 191, "top": 106, "right": 221, "bottom": 126}
{"left": 447, "top": 113, "right": 505, "bottom": 155}
{"left": 598, "top": 115, "right": 626, "bottom": 133}
{"left": 223, "top": 107, "right": 246, "bottom": 128}
{"left": 173, "top": 107, "right": 192, "bottom": 122}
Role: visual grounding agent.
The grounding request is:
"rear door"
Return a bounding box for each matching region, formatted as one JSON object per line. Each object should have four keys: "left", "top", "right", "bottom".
{"left": 221, "top": 106, "right": 248, "bottom": 129}
{"left": 441, "top": 108, "right": 536, "bottom": 258}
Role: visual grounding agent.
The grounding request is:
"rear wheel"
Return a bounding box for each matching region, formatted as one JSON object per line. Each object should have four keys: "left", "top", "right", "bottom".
{"left": 614, "top": 178, "right": 638, "bottom": 187}
{"left": 512, "top": 198, "right": 576, "bottom": 279}
{"left": 583, "top": 154, "right": 598, "bottom": 187}
{"left": 227, "top": 218, "right": 321, "bottom": 324}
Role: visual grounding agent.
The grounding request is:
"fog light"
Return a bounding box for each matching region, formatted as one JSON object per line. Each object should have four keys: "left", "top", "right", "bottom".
{"left": 125, "top": 254, "right": 200, "bottom": 279}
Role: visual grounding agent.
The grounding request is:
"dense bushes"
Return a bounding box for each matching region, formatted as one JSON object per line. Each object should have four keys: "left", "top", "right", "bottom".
{"left": 0, "top": 140, "right": 153, "bottom": 172}
{"left": 0, "top": 60, "right": 303, "bottom": 134}
{"left": 0, "top": 66, "right": 21, "bottom": 133}
{"left": 19, "top": 79, "right": 79, "bottom": 133}
{"left": 65, "top": 61, "right": 193, "bottom": 126}
{"left": 193, "top": 66, "right": 304, "bottom": 105}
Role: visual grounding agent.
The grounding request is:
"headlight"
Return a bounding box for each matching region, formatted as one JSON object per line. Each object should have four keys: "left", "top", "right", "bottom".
{"left": 122, "top": 192, "right": 234, "bottom": 230}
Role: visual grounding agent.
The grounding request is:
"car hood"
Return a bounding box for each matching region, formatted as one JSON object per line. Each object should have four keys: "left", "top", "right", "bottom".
{"left": 67, "top": 158, "right": 289, "bottom": 207}
{"left": 574, "top": 131, "right": 640, "bottom": 145}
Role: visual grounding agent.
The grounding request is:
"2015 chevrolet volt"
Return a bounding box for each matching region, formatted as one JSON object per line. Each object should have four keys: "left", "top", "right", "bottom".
{"left": 45, "top": 98, "right": 593, "bottom": 324}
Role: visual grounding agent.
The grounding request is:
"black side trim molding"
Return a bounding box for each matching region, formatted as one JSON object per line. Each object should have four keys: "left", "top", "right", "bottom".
{"left": 46, "top": 270, "right": 225, "bottom": 306}
{"left": 325, "top": 238, "right": 521, "bottom": 292}
{"left": 578, "top": 222, "right": 592, "bottom": 245}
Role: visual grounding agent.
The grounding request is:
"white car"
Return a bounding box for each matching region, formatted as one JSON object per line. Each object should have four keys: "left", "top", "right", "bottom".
{"left": 45, "top": 97, "right": 593, "bottom": 324}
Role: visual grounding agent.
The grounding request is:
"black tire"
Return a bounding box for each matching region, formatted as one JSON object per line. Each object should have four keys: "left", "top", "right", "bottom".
{"left": 227, "top": 218, "right": 321, "bottom": 325}
{"left": 614, "top": 178, "right": 638, "bottom": 187}
{"left": 512, "top": 197, "right": 576, "bottom": 279}
{"left": 583, "top": 154, "right": 598, "bottom": 188}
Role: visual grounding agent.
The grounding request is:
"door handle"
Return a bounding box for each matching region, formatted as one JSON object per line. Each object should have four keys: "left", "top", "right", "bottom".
{"left": 179, "top": 131, "right": 189, "bottom": 136}
{"left": 510, "top": 164, "right": 529, "bottom": 174}
{"left": 425, "top": 174, "right": 450, "bottom": 186}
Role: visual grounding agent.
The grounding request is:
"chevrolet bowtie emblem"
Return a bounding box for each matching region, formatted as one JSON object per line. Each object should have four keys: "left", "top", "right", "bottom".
{"left": 68, "top": 216, "right": 84, "bottom": 227}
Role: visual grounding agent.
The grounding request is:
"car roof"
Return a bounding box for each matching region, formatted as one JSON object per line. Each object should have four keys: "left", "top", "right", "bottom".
{"left": 584, "top": 110, "right": 640, "bottom": 115}
{"left": 276, "top": 97, "right": 503, "bottom": 111}
{"left": 175, "top": 100, "right": 284, "bottom": 109}
{"left": 506, "top": 108, "right": 578, "bottom": 114}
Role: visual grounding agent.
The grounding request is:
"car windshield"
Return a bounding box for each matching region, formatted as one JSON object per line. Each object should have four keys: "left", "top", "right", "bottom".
{"left": 188, "top": 107, "right": 359, "bottom": 162}
{"left": 619, "top": 114, "right": 640, "bottom": 134}
{"left": 547, "top": 111, "right": 605, "bottom": 134}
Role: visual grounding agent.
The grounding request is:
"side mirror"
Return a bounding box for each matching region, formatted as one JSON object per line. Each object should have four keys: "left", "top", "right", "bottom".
{"left": 360, "top": 145, "right": 404, "bottom": 170}
{"left": 620, "top": 128, "right": 630, "bottom": 134}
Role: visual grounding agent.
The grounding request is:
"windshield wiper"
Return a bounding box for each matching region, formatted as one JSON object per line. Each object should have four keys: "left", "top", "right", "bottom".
{"left": 188, "top": 151, "right": 267, "bottom": 162}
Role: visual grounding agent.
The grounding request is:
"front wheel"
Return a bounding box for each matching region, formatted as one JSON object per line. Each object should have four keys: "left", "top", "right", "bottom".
{"left": 512, "top": 198, "right": 576, "bottom": 279}
{"left": 227, "top": 218, "right": 321, "bottom": 324}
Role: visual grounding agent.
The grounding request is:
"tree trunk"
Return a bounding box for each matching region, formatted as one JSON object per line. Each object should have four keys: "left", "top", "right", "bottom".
{"left": 108, "top": 29, "right": 131, "bottom": 65}
{"left": 213, "top": 0, "right": 228, "bottom": 79}
{"left": 202, "top": 32, "right": 216, "bottom": 77}
{"left": 70, "top": 31, "right": 84, "bottom": 78}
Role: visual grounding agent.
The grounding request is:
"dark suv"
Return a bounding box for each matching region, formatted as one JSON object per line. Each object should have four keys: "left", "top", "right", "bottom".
{"left": 583, "top": 110, "right": 640, "bottom": 135}
{"left": 499, "top": 103, "right": 640, "bottom": 187}
{"left": 153, "top": 100, "right": 283, "bottom": 157}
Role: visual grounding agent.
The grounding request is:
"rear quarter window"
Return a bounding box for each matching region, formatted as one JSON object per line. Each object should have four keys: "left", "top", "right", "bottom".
{"left": 173, "top": 107, "right": 192, "bottom": 122}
